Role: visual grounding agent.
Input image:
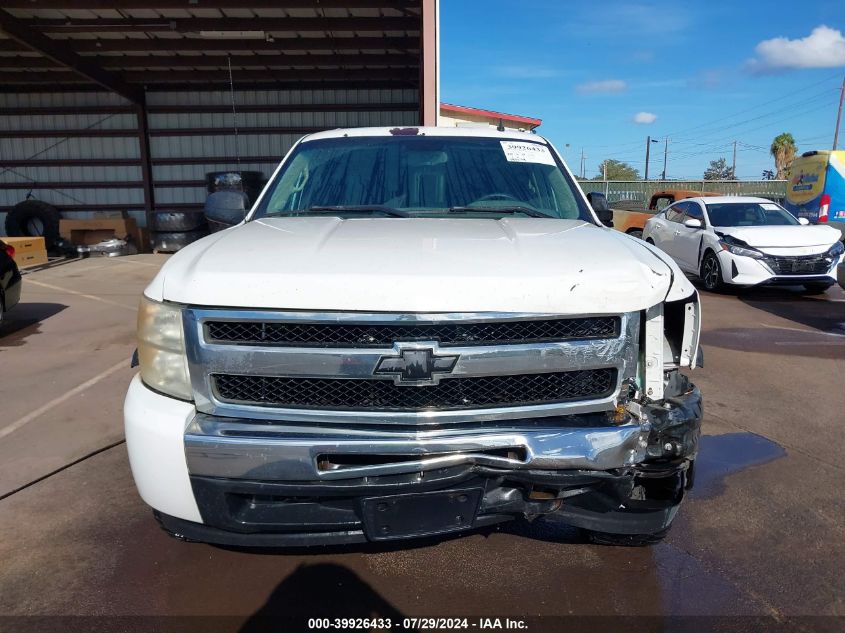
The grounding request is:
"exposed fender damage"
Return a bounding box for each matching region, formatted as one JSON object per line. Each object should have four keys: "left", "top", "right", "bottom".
{"left": 630, "top": 372, "right": 703, "bottom": 462}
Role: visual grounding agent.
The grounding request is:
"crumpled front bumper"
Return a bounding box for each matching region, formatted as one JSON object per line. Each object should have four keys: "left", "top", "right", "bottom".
{"left": 156, "top": 380, "right": 701, "bottom": 545}
{"left": 125, "top": 373, "right": 703, "bottom": 546}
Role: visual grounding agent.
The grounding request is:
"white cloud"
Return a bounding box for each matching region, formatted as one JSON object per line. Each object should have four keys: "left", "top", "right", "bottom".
{"left": 751, "top": 25, "right": 845, "bottom": 70}
{"left": 633, "top": 111, "right": 658, "bottom": 124}
{"left": 576, "top": 79, "right": 627, "bottom": 94}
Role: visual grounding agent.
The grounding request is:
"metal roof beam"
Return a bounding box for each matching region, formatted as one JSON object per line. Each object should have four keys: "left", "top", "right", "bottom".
{"left": 22, "top": 17, "right": 419, "bottom": 33}
{"left": 0, "top": 9, "right": 144, "bottom": 103}
{"left": 0, "top": 1, "right": 419, "bottom": 8}
{"left": 0, "top": 36, "right": 418, "bottom": 53}
{"left": 1, "top": 67, "right": 416, "bottom": 85}
{"left": 0, "top": 53, "right": 419, "bottom": 70}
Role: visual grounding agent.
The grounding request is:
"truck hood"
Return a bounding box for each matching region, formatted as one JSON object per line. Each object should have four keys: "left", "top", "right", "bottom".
{"left": 147, "top": 217, "right": 694, "bottom": 314}
{"left": 715, "top": 224, "right": 841, "bottom": 249}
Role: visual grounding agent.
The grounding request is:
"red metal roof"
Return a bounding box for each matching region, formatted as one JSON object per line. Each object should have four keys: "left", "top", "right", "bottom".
{"left": 440, "top": 102, "right": 541, "bottom": 128}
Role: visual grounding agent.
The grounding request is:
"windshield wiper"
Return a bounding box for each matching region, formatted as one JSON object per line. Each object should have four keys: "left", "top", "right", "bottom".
{"left": 446, "top": 206, "right": 552, "bottom": 219}
{"left": 303, "top": 205, "right": 410, "bottom": 218}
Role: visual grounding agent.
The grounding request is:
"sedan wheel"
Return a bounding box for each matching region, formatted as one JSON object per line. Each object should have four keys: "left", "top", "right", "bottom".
{"left": 700, "top": 252, "right": 724, "bottom": 292}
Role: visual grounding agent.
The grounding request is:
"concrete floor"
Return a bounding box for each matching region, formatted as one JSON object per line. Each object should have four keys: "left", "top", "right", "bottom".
{"left": 1, "top": 255, "right": 843, "bottom": 630}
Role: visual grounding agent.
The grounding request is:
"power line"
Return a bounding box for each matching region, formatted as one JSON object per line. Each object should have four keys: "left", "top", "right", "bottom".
{"left": 580, "top": 72, "right": 842, "bottom": 160}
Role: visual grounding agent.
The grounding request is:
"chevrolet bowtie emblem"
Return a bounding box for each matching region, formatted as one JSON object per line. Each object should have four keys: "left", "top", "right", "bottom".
{"left": 374, "top": 343, "right": 459, "bottom": 386}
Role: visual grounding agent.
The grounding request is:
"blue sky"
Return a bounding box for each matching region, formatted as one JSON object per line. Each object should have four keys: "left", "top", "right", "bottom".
{"left": 439, "top": 0, "right": 845, "bottom": 180}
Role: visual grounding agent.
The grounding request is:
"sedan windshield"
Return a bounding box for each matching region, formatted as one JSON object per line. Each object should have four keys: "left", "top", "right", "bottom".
{"left": 252, "top": 135, "right": 593, "bottom": 222}
{"left": 706, "top": 202, "right": 800, "bottom": 227}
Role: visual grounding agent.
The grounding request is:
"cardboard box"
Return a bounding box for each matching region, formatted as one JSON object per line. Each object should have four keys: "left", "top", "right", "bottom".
{"left": 59, "top": 217, "right": 151, "bottom": 253}
{"left": 70, "top": 229, "right": 118, "bottom": 246}
{"left": 2, "top": 236, "right": 46, "bottom": 255}
{"left": 60, "top": 218, "right": 136, "bottom": 241}
{"left": 13, "top": 250, "right": 49, "bottom": 268}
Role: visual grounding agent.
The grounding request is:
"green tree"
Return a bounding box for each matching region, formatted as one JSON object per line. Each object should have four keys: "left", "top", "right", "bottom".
{"left": 594, "top": 159, "right": 640, "bottom": 180}
{"left": 703, "top": 157, "right": 735, "bottom": 180}
{"left": 770, "top": 132, "right": 797, "bottom": 180}
{"left": 762, "top": 169, "right": 776, "bottom": 180}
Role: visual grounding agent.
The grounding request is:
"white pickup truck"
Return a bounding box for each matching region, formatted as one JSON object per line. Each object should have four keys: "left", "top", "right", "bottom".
{"left": 125, "top": 126, "right": 703, "bottom": 547}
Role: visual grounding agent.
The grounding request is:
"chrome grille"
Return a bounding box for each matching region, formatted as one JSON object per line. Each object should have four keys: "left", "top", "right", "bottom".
{"left": 205, "top": 316, "right": 620, "bottom": 347}
{"left": 764, "top": 254, "right": 832, "bottom": 275}
{"left": 212, "top": 369, "right": 617, "bottom": 411}
{"left": 183, "top": 309, "right": 640, "bottom": 425}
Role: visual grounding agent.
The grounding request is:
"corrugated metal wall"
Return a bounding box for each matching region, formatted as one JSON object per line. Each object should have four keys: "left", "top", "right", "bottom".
{"left": 147, "top": 88, "right": 419, "bottom": 206}
{"left": 0, "top": 91, "right": 142, "bottom": 229}
{"left": 0, "top": 87, "right": 419, "bottom": 234}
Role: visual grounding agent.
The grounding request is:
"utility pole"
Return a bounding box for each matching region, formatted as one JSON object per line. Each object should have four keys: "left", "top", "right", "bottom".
{"left": 580, "top": 148, "right": 586, "bottom": 179}
{"left": 644, "top": 136, "right": 658, "bottom": 180}
{"left": 661, "top": 137, "right": 669, "bottom": 180}
{"left": 732, "top": 140, "right": 737, "bottom": 179}
{"left": 834, "top": 75, "right": 845, "bottom": 150}
{"left": 603, "top": 159, "right": 608, "bottom": 182}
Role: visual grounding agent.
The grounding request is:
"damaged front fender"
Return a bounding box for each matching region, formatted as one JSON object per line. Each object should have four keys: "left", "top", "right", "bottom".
{"left": 628, "top": 371, "right": 703, "bottom": 462}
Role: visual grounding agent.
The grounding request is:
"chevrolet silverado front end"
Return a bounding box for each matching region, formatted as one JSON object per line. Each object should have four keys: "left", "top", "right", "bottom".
{"left": 125, "top": 127, "right": 703, "bottom": 547}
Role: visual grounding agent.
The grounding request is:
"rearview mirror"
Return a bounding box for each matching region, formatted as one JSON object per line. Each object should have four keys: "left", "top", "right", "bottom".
{"left": 798, "top": 217, "right": 810, "bottom": 225}
{"left": 586, "top": 192, "right": 613, "bottom": 227}
{"left": 204, "top": 190, "right": 249, "bottom": 231}
{"left": 684, "top": 218, "right": 702, "bottom": 229}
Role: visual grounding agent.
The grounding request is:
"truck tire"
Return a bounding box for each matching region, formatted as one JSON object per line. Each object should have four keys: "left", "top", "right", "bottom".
{"left": 205, "top": 170, "right": 265, "bottom": 202}
{"left": 149, "top": 211, "right": 207, "bottom": 232}
{"left": 5, "top": 199, "right": 60, "bottom": 249}
{"left": 627, "top": 229, "right": 644, "bottom": 239}
{"left": 151, "top": 227, "right": 209, "bottom": 253}
{"left": 583, "top": 526, "right": 671, "bottom": 547}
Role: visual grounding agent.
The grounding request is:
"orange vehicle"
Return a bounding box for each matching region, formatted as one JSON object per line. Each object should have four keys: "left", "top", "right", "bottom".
{"left": 613, "top": 189, "right": 720, "bottom": 238}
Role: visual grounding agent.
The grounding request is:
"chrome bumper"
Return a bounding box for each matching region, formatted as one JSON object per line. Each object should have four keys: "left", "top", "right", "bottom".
{"left": 184, "top": 416, "right": 650, "bottom": 481}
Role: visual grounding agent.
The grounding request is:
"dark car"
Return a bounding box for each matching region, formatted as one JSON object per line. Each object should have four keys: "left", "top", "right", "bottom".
{"left": 1, "top": 240, "right": 22, "bottom": 326}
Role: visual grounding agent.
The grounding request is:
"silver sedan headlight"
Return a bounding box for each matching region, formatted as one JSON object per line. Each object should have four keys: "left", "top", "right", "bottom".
{"left": 137, "top": 295, "right": 192, "bottom": 400}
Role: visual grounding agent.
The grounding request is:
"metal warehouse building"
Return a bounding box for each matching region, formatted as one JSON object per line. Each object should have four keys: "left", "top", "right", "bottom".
{"left": 0, "top": 1, "right": 439, "bottom": 235}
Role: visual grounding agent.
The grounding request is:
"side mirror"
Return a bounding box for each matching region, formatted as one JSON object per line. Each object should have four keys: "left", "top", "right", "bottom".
{"left": 798, "top": 217, "right": 810, "bottom": 225}
{"left": 684, "top": 218, "right": 703, "bottom": 229}
{"left": 587, "top": 192, "right": 613, "bottom": 227}
{"left": 204, "top": 190, "right": 249, "bottom": 231}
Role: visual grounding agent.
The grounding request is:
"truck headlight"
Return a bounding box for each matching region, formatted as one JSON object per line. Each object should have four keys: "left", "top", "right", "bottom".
{"left": 137, "top": 295, "right": 192, "bottom": 400}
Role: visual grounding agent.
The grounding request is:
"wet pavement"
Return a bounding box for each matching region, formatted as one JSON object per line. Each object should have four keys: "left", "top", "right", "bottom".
{"left": 0, "top": 258, "right": 843, "bottom": 630}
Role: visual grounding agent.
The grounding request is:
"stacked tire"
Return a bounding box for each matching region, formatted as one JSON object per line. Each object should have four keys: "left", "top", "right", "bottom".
{"left": 5, "top": 199, "right": 61, "bottom": 250}
{"left": 149, "top": 211, "right": 208, "bottom": 253}
{"left": 206, "top": 170, "right": 264, "bottom": 202}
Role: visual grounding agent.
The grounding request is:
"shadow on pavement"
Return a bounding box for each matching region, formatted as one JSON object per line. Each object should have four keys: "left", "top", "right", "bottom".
{"left": 736, "top": 288, "right": 845, "bottom": 334}
{"left": 239, "top": 563, "right": 406, "bottom": 633}
{"left": 0, "top": 302, "right": 67, "bottom": 345}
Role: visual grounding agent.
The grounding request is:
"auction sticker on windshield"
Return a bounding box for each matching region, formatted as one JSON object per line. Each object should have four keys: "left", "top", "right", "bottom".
{"left": 500, "top": 141, "right": 556, "bottom": 165}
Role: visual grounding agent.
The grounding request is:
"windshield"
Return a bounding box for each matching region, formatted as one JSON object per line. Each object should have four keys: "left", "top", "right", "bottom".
{"left": 252, "top": 135, "right": 593, "bottom": 222}
{"left": 706, "top": 202, "right": 800, "bottom": 227}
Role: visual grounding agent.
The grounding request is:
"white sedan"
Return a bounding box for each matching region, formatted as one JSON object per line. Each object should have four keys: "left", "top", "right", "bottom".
{"left": 643, "top": 196, "right": 844, "bottom": 293}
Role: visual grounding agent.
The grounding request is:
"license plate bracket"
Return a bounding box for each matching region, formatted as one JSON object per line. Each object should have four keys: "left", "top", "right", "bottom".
{"left": 361, "top": 488, "right": 483, "bottom": 541}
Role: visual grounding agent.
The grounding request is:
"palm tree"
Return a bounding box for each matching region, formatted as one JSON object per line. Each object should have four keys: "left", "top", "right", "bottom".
{"left": 770, "top": 133, "right": 797, "bottom": 180}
